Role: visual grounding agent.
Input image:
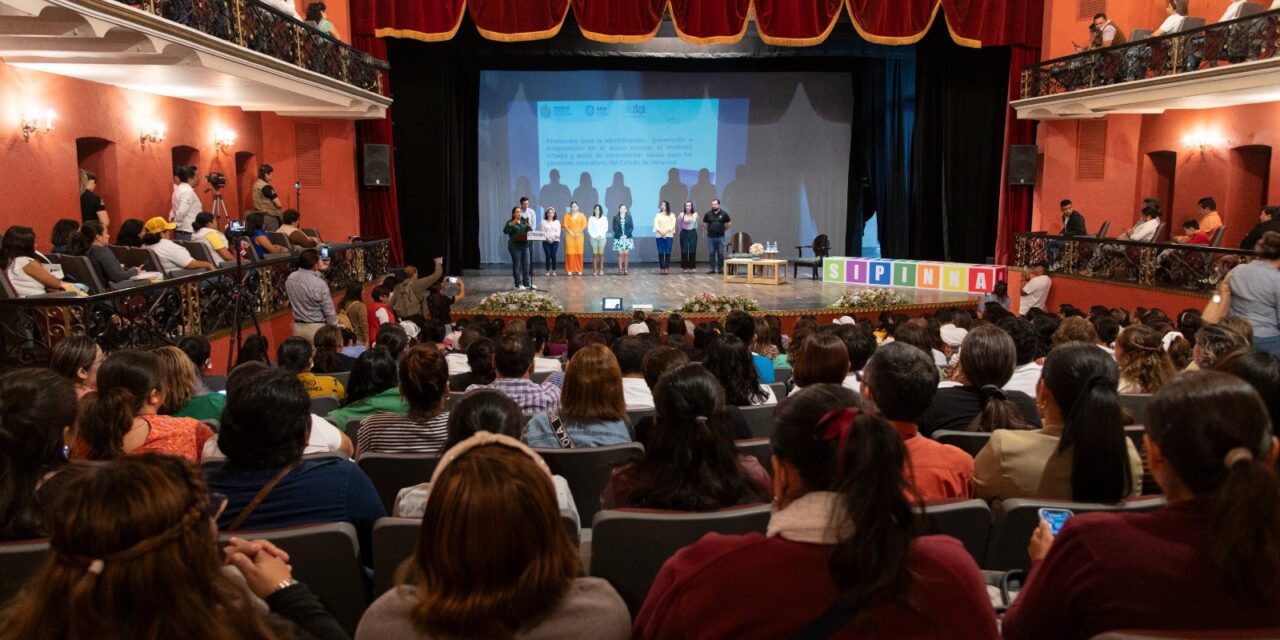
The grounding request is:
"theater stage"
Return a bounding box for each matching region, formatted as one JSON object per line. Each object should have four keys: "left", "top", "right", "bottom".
{"left": 451, "top": 265, "right": 979, "bottom": 319}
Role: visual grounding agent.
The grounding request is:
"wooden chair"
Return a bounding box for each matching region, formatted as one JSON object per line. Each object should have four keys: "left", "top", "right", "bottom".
{"left": 728, "top": 232, "right": 753, "bottom": 254}
{"left": 794, "top": 234, "right": 830, "bottom": 279}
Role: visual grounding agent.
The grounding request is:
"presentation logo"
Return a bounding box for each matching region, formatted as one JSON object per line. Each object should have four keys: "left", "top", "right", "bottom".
{"left": 585, "top": 105, "right": 595, "bottom": 116}
{"left": 539, "top": 105, "right": 551, "bottom": 118}
{"left": 627, "top": 104, "right": 646, "bottom": 115}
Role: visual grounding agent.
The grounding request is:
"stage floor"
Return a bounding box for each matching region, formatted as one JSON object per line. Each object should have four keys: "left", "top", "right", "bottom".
{"left": 454, "top": 264, "right": 978, "bottom": 314}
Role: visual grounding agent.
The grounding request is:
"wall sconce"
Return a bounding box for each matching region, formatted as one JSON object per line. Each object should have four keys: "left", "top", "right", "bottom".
{"left": 140, "top": 123, "right": 166, "bottom": 147}
{"left": 214, "top": 128, "right": 236, "bottom": 151}
{"left": 21, "top": 109, "right": 55, "bottom": 142}
{"left": 1182, "top": 130, "right": 1225, "bottom": 154}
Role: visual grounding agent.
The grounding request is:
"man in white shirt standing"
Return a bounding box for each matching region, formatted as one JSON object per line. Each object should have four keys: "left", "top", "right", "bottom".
{"left": 170, "top": 165, "right": 202, "bottom": 241}
{"left": 1019, "top": 263, "right": 1052, "bottom": 316}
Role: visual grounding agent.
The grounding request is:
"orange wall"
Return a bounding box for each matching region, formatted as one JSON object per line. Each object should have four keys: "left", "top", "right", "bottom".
{"left": 1032, "top": 102, "right": 1280, "bottom": 247}
{"left": 1008, "top": 270, "right": 1206, "bottom": 317}
{"left": 0, "top": 61, "right": 360, "bottom": 251}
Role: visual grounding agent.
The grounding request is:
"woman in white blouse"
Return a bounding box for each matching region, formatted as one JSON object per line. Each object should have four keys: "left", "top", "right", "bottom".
{"left": 653, "top": 200, "right": 676, "bottom": 275}
{"left": 587, "top": 204, "right": 610, "bottom": 277}
{"left": 541, "top": 207, "right": 561, "bottom": 277}
{"left": 1, "top": 226, "right": 69, "bottom": 297}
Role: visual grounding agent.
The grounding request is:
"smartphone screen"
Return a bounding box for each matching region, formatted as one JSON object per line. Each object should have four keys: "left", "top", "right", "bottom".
{"left": 320, "top": 246, "right": 330, "bottom": 261}
{"left": 1038, "top": 508, "right": 1074, "bottom": 537}
{"left": 447, "top": 276, "right": 459, "bottom": 284}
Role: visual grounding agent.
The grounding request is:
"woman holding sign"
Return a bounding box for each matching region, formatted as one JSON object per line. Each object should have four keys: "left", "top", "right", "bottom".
{"left": 562, "top": 201, "right": 587, "bottom": 276}
{"left": 503, "top": 206, "right": 532, "bottom": 289}
{"left": 612, "top": 204, "right": 635, "bottom": 276}
{"left": 653, "top": 200, "right": 676, "bottom": 275}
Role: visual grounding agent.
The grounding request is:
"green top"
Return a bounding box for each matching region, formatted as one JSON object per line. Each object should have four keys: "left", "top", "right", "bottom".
{"left": 174, "top": 392, "right": 227, "bottom": 423}
{"left": 503, "top": 219, "right": 531, "bottom": 250}
{"left": 326, "top": 387, "right": 408, "bottom": 432}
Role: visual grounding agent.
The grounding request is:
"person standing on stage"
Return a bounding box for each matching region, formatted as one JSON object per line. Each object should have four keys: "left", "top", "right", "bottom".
{"left": 612, "top": 204, "right": 635, "bottom": 276}
{"left": 504, "top": 206, "right": 532, "bottom": 290}
{"left": 563, "top": 201, "right": 587, "bottom": 276}
{"left": 542, "top": 207, "right": 561, "bottom": 277}
{"left": 678, "top": 200, "right": 699, "bottom": 273}
{"left": 519, "top": 196, "right": 538, "bottom": 276}
{"left": 653, "top": 200, "right": 676, "bottom": 275}
{"left": 588, "top": 203, "right": 609, "bottom": 276}
{"left": 702, "top": 199, "right": 731, "bottom": 274}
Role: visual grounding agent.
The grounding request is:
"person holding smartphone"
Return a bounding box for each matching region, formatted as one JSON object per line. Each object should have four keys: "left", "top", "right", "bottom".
{"left": 1003, "top": 371, "right": 1280, "bottom": 639}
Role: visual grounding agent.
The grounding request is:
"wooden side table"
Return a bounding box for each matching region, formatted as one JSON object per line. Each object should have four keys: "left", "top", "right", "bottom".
{"left": 747, "top": 259, "right": 787, "bottom": 285}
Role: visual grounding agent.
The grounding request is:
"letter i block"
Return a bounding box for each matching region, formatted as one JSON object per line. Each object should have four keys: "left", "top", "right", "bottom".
{"left": 941, "top": 264, "right": 970, "bottom": 292}
{"left": 892, "top": 261, "right": 918, "bottom": 288}
{"left": 967, "top": 265, "right": 1007, "bottom": 294}
{"left": 867, "top": 260, "right": 893, "bottom": 286}
{"left": 915, "top": 262, "right": 942, "bottom": 290}
{"left": 846, "top": 258, "right": 870, "bottom": 284}
{"left": 823, "top": 257, "right": 849, "bottom": 283}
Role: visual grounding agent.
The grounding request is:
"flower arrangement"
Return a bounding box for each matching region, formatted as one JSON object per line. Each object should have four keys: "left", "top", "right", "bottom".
{"left": 474, "top": 290, "right": 564, "bottom": 313}
{"left": 748, "top": 242, "right": 765, "bottom": 259}
{"left": 830, "top": 287, "right": 913, "bottom": 310}
{"left": 678, "top": 293, "right": 761, "bottom": 313}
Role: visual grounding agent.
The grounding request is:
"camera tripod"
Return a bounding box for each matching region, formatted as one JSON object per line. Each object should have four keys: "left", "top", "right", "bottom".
{"left": 209, "top": 186, "right": 232, "bottom": 231}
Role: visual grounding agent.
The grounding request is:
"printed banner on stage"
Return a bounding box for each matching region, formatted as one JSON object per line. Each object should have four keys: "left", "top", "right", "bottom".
{"left": 822, "top": 257, "right": 1007, "bottom": 295}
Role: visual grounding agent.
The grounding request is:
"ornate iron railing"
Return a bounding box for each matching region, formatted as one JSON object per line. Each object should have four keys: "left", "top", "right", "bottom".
{"left": 0, "top": 239, "right": 390, "bottom": 370}
{"left": 1013, "top": 232, "right": 1255, "bottom": 293}
{"left": 120, "top": 0, "right": 388, "bottom": 94}
{"left": 1020, "top": 9, "right": 1280, "bottom": 98}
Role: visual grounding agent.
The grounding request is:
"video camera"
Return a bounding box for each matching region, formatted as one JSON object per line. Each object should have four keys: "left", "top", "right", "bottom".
{"left": 206, "top": 172, "right": 228, "bottom": 189}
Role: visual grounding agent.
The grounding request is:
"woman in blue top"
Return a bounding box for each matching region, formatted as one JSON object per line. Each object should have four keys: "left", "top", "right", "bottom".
{"left": 611, "top": 204, "right": 635, "bottom": 276}
{"left": 245, "top": 212, "right": 287, "bottom": 258}
{"left": 525, "top": 344, "right": 631, "bottom": 448}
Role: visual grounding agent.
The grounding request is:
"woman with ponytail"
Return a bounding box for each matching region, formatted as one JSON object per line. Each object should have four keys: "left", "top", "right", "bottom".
{"left": 974, "top": 343, "right": 1142, "bottom": 505}
{"left": 635, "top": 384, "right": 998, "bottom": 639}
{"left": 1115, "top": 324, "right": 1176, "bottom": 393}
{"left": 1005, "top": 371, "right": 1280, "bottom": 639}
{"left": 918, "top": 325, "right": 1041, "bottom": 436}
{"left": 602, "top": 364, "right": 769, "bottom": 511}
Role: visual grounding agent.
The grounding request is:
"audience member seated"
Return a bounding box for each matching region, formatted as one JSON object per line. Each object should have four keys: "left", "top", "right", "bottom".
{"left": 603, "top": 364, "right": 769, "bottom": 510}
{"left": 1004, "top": 371, "right": 1280, "bottom": 639}
{"left": 114, "top": 218, "right": 144, "bottom": 247}
{"left": 278, "top": 337, "right": 345, "bottom": 401}
{"left": 177, "top": 335, "right": 214, "bottom": 380}
{"left": 445, "top": 326, "right": 481, "bottom": 375}
{"left": 235, "top": 334, "right": 271, "bottom": 366}
{"left": 787, "top": 331, "right": 850, "bottom": 396}
{"left": 49, "top": 218, "right": 78, "bottom": 255}
{"left": 357, "top": 433, "right": 630, "bottom": 640}
{"left": 834, "top": 322, "right": 876, "bottom": 393}
{"left": 1052, "top": 315, "right": 1103, "bottom": 351}
{"left": 448, "top": 337, "right": 496, "bottom": 390}
{"left": 0, "top": 455, "right": 346, "bottom": 639}
{"left": 704, "top": 336, "right": 777, "bottom": 406}
{"left": 525, "top": 344, "right": 630, "bottom": 448}
{"left": 141, "top": 217, "right": 214, "bottom": 273}
{"left": 326, "top": 348, "right": 407, "bottom": 429}
{"left": 275, "top": 208, "right": 318, "bottom": 249}
{"left": 49, "top": 335, "right": 101, "bottom": 399}
{"left": 155, "top": 345, "right": 225, "bottom": 423}
{"left": 245, "top": 211, "right": 288, "bottom": 258}
{"left": 938, "top": 308, "right": 974, "bottom": 349}
{"left": 338, "top": 283, "right": 370, "bottom": 348}
{"left": 725, "top": 310, "right": 775, "bottom": 383}
{"left": 1240, "top": 205, "right": 1280, "bottom": 251}
{"left": 311, "top": 325, "right": 356, "bottom": 374}
{"left": 642, "top": 345, "right": 690, "bottom": 393}
{"left": 1211, "top": 349, "right": 1280, "bottom": 432}
{"left": 1, "top": 226, "right": 71, "bottom": 296}
{"left": 891, "top": 318, "right": 949, "bottom": 367}
{"left": 206, "top": 367, "right": 384, "bottom": 560}
{"left": 1115, "top": 324, "right": 1176, "bottom": 393}
{"left": 357, "top": 345, "right": 450, "bottom": 456}
{"left": 974, "top": 343, "right": 1143, "bottom": 505}
{"left": 373, "top": 322, "right": 411, "bottom": 360}
{"left": 0, "top": 369, "right": 77, "bottom": 541}
{"left": 528, "top": 324, "right": 563, "bottom": 374}
{"left": 202, "top": 362, "right": 353, "bottom": 462}
{"left": 614, "top": 335, "right": 656, "bottom": 410}
{"left": 546, "top": 330, "right": 609, "bottom": 389}
{"left": 999, "top": 317, "right": 1043, "bottom": 398}
{"left": 69, "top": 221, "right": 140, "bottom": 286}
{"left": 191, "top": 212, "right": 234, "bottom": 263}
{"left": 391, "top": 389, "right": 580, "bottom": 533}
{"left": 1193, "top": 324, "right": 1248, "bottom": 369}
{"left": 918, "top": 326, "right": 1040, "bottom": 435}
{"left": 634, "top": 384, "right": 998, "bottom": 638}
{"left": 470, "top": 333, "right": 561, "bottom": 415}
{"left": 750, "top": 317, "right": 781, "bottom": 363}
{"left": 861, "top": 343, "right": 974, "bottom": 500}
{"left": 72, "top": 350, "right": 213, "bottom": 462}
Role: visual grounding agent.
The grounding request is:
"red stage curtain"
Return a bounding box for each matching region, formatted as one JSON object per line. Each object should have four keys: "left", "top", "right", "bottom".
{"left": 358, "top": 0, "right": 1040, "bottom": 48}
{"left": 352, "top": 35, "right": 405, "bottom": 265}
{"left": 994, "top": 44, "right": 1039, "bottom": 265}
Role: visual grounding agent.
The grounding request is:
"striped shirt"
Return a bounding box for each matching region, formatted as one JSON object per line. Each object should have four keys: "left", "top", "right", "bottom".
{"left": 357, "top": 411, "right": 450, "bottom": 455}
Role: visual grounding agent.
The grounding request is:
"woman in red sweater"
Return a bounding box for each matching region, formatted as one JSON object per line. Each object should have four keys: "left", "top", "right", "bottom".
{"left": 1004, "top": 371, "right": 1280, "bottom": 639}
{"left": 634, "top": 384, "right": 998, "bottom": 639}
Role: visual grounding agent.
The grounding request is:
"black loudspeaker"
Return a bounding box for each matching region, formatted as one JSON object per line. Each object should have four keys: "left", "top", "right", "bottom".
{"left": 1008, "top": 144, "right": 1038, "bottom": 186}
{"left": 362, "top": 144, "right": 391, "bottom": 187}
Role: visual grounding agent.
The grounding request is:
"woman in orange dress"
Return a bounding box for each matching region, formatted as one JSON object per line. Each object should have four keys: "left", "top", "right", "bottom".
{"left": 562, "top": 201, "right": 587, "bottom": 276}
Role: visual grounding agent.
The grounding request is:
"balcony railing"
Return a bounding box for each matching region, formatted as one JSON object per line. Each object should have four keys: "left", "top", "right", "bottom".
{"left": 121, "top": 0, "right": 387, "bottom": 93}
{"left": 0, "top": 239, "right": 390, "bottom": 369}
{"left": 1013, "top": 232, "right": 1255, "bottom": 294}
{"left": 1020, "top": 9, "right": 1280, "bottom": 99}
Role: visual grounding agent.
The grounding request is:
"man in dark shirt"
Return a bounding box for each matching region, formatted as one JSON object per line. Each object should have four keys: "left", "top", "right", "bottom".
{"left": 702, "top": 199, "right": 731, "bottom": 274}
{"left": 1060, "top": 199, "right": 1087, "bottom": 236}
{"left": 1240, "top": 205, "right": 1280, "bottom": 251}
{"left": 79, "top": 171, "right": 108, "bottom": 225}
